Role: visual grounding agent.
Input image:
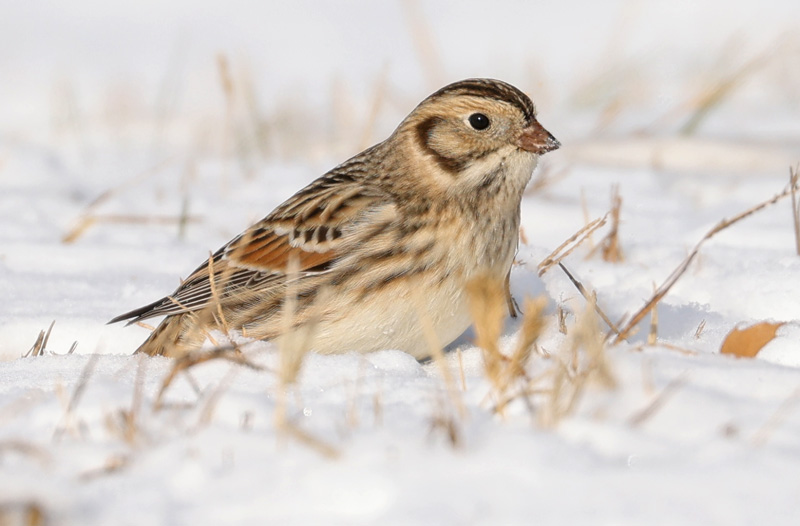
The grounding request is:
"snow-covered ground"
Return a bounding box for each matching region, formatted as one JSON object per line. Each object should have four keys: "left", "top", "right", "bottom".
{"left": 2, "top": 1, "right": 800, "bottom": 524}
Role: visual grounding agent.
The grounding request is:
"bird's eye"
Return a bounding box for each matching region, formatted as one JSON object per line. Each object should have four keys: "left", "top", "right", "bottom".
{"left": 468, "top": 113, "right": 490, "bottom": 131}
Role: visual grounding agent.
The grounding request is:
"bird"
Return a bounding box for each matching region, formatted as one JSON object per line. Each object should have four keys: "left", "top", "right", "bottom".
{"left": 109, "top": 78, "right": 560, "bottom": 359}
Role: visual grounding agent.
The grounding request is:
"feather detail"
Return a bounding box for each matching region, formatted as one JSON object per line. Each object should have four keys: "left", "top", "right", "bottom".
{"left": 110, "top": 174, "right": 391, "bottom": 325}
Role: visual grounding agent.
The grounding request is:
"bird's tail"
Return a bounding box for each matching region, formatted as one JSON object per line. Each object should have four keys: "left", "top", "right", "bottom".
{"left": 134, "top": 312, "right": 208, "bottom": 357}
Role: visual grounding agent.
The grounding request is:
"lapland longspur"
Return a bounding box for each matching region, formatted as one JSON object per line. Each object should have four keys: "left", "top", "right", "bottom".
{"left": 111, "top": 78, "right": 560, "bottom": 359}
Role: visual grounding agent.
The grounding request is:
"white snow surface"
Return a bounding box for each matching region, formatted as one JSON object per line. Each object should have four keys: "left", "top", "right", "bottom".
{"left": 2, "top": 1, "right": 800, "bottom": 524}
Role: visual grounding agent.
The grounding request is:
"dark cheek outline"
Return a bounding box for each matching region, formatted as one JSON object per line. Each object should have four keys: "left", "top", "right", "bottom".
{"left": 414, "top": 116, "right": 469, "bottom": 175}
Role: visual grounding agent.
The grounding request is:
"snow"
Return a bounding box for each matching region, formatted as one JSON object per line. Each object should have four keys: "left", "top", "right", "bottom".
{"left": 2, "top": 1, "right": 800, "bottom": 524}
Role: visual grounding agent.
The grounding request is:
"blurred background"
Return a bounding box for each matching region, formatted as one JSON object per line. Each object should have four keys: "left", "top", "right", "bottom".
{"left": 3, "top": 0, "right": 798, "bottom": 165}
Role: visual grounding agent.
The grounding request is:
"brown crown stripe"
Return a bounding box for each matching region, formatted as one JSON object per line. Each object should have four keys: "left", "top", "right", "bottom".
{"left": 426, "top": 79, "right": 536, "bottom": 122}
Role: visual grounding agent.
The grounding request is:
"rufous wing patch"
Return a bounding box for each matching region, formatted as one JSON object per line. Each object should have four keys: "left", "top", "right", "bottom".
{"left": 228, "top": 230, "right": 337, "bottom": 273}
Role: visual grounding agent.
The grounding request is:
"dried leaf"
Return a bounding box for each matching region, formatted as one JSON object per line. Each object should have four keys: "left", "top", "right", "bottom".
{"left": 720, "top": 322, "right": 784, "bottom": 358}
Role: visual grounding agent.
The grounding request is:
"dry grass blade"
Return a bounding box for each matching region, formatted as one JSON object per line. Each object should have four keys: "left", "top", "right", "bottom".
{"left": 154, "top": 346, "right": 266, "bottom": 410}
{"left": 206, "top": 250, "right": 232, "bottom": 337}
{"left": 217, "top": 53, "right": 236, "bottom": 185}
{"left": 24, "top": 330, "right": 44, "bottom": 357}
{"left": 574, "top": 304, "right": 616, "bottom": 392}
{"left": 414, "top": 289, "right": 465, "bottom": 417}
{"left": 400, "top": 0, "right": 445, "bottom": 88}
{"left": 466, "top": 275, "right": 506, "bottom": 385}
{"left": 790, "top": 165, "right": 800, "bottom": 255}
{"left": 358, "top": 63, "right": 390, "bottom": 150}
{"left": 694, "top": 319, "right": 707, "bottom": 339}
{"left": 0, "top": 440, "right": 51, "bottom": 465}
{"left": 217, "top": 53, "right": 234, "bottom": 103}
{"left": 122, "top": 355, "right": 147, "bottom": 443}
{"left": 0, "top": 391, "right": 48, "bottom": 425}
{"left": 468, "top": 275, "right": 548, "bottom": 416}
{"left": 85, "top": 214, "right": 200, "bottom": 226}
{"left": 62, "top": 160, "right": 170, "bottom": 243}
{"left": 279, "top": 420, "right": 340, "bottom": 459}
{"left": 538, "top": 215, "right": 607, "bottom": 276}
{"left": 638, "top": 342, "right": 697, "bottom": 356}
{"left": 611, "top": 177, "right": 800, "bottom": 344}
{"left": 64, "top": 215, "right": 202, "bottom": 243}
{"left": 557, "top": 305, "right": 568, "bottom": 335}
{"left": 751, "top": 384, "right": 800, "bottom": 447}
{"left": 196, "top": 366, "right": 240, "bottom": 428}
{"left": 647, "top": 283, "right": 658, "bottom": 345}
{"left": 628, "top": 372, "right": 689, "bottom": 427}
{"left": 0, "top": 501, "right": 46, "bottom": 526}
{"left": 239, "top": 62, "right": 270, "bottom": 160}
{"left": 428, "top": 397, "right": 462, "bottom": 449}
{"left": 539, "top": 361, "right": 570, "bottom": 428}
{"left": 540, "top": 302, "right": 615, "bottom": 428}
{"left": 277, "top": 258, "right": 303, "bottom": 387}
{"left": 344, "top": 361, "right": 367, "bottom": 429}
{"left": 524, "top": 165, "right": 571, "bottom": 196}
{"left": 79, "top": 454, "right": 130, "bottom": 481}
{"left": 67, "top": 354, "right": 100, "bottom": 412}
{"left": 273, "top": 258, "right": 331, "bottom": 391}
{"left": 504, "top": 271, "right": 519, "bottom": 318}
{"left": 456, "top": 347, "right": 467, "bottom": 391}
{"left": 23, "top": 326, "right": 46, "bottom": 358}
{"left": 507, "top": 297, "right": 547, "bottom": 380}
{"left": 24, "top": 321, "right": 57, "bottom": 357}
{"left": 680, "top": 44, "right": 774, "bottom": 136}
{"left": 493, "top": 297, "right": 547, "bottom": 415}
{"left": 557, "top": 263, "right": 619, "bottom": 335}
{"left": 39, "top": 321, "right": 55, "bottom": 355}
{"left": 53, "top": 354, "right": 100, "bottom": 440}
{"left": 600, "top": 186, "right": 624, "bottom": 262}
{"left": 216, "top": 53, "right": 258, "bottom": 180}
{"left": 271, "top": 258, "right": 337, "bottom": 455}
{"left": 23, "top": 321, "right": 77, "bottom": 357}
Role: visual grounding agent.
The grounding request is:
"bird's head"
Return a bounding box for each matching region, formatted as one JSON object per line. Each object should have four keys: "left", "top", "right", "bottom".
{"left": 397, "top": 78, "right": 560, "bottom": 191}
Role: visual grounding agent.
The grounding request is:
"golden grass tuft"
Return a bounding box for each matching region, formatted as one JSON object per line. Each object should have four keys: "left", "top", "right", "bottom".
{"left": 466, "top": 275, "right": 507, "bottom": 384}
{"left": 539, "top": 301, "right": 616, "bottom": 428}
{"left": 0, "top": 501, "right": 46, "bottom": 526}
{"left": 467, "top": 274, "right": 551, "bottom": 417}
{"left": 584, "top": 185, "right": 624, "bottom": 263}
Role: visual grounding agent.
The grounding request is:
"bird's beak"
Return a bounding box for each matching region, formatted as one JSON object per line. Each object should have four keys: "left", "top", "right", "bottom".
{"left": 517, "top": 119, "right": 560, "bottom": 155}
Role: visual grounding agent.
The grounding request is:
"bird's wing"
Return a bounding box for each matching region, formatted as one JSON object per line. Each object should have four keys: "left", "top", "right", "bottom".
{"left": 109, "top": 169, "right": 392, "bottom": 325}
